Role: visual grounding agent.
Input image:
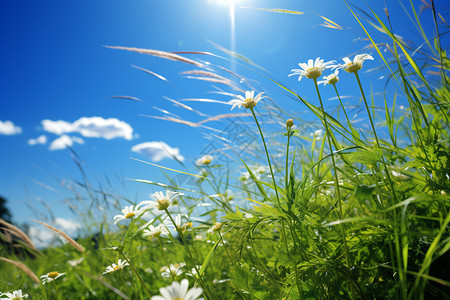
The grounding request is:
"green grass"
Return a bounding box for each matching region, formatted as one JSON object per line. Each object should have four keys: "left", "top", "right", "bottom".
{"left": 1, "top": 1, "right": 449, "bottom": 299}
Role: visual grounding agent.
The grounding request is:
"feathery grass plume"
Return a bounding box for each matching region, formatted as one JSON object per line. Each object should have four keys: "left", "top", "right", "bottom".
{"left": 319, "top": 15, "right": 344, "bottom": 30}
{"left": 197, "top": 113, "right": 252, "bottom": 125}
{"left": 104, "top": 46, "right": 204, "bottom": 68}
{"left": 111, "top": 95, "right": 143, "bottom": 102}
{"left": 32, "top": 219, "right": 85, "bottom": 253}
{"left": 0, "top": 257, "right": 40, "bottom": 283}
{"left": 180, "top": 69, "right": 228, "bottom": 80}
{"left": 140, "top": 115, "right": 221, "bottom": 133}
{"left": 163, "top": 97, "right": 207, "bottom": 117}
{"left": 131, "top": 65, "right": 168, "bottom": 82}
{"left": 0, "top": 230, "right": 12, "bottom": 243}
{"left": 0, "top": 218, "right": 37, "bottom": 250}
{"left": 242, "top": 7, "right": 304, "bottom": 15}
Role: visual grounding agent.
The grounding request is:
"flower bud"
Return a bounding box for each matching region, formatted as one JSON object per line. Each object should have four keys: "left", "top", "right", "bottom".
{"left": 286, "top": 119, "right": 294, "bottom": 128}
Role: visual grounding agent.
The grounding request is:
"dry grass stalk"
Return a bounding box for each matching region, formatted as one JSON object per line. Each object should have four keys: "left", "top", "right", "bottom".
{"left": 111, "top": 95, "right": 143, "bottom": 102}
{"left": 180, "top": 70, "right": 228, "bottom": 81}
{"left": 141, "top": 115, "right": 221, "bottom": 133}
{"left": 182, "top": 76, "right": 244, "bottom": 92}
{"left": 163, "top": 97, "right": 207, "bottom": 117}
{"left": 132, "top": 65, "right": 168, "bottom": 82}
{"left": 0, "top": 257, "right": 40, "bottom": 283}
{"left": 197, "top": 113, "right": 252, "bottom": 125}
{"left": 0, "top": 231, "right": 12, "bottom": 243}
{"left": 104, "top": 46, "right": 204, "bottom": 68}
{"left": 0, "top": 218, "right": 37, "bottom": 250}
{"left": 32, "top": 219, "right": 85, "bottom": 253}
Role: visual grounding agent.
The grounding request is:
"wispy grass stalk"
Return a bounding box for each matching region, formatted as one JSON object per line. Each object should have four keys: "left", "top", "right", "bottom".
{"left": 163, "top": 209, "right": 213, "bottom": 300}
{"left": 250, "top": 108, "right": 281, "bottom": 204}
{"left": 313, "top": 78, "right": 356, "bottom": 299}
{"left": 117, "top": 248, "right": 152, "bottom": 298}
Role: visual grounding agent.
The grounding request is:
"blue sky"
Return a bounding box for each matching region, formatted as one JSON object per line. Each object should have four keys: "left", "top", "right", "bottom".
{"left": 0, "top": 0, "right": 444, "bottom": 230}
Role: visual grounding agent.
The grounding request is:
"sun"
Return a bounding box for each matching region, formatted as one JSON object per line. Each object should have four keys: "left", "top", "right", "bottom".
{"left": 209, "top": 0, "right": 239, "bottom": 6}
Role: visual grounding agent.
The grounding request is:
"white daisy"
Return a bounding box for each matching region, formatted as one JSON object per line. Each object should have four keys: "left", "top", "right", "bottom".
{"left": 228, "top": 90, "right": 265, "bottom": 110}
{"left": 289, "top": 57, "right": 335, "bottom": 81}
{"left": 137, "top": 191, "right": 183, "bottom": 211}
{"left": 103, "top": 259, "right": 129, "bottom": 274}
{"left": 151, "top": 279, "right": 203, "bottom": 300}
{"left": 195, "top": 155, "right": 214, "bottom": 166}
{"left": 40, "top": 271, "right": 65, "bottom": 285}
{"left": 164, "top": 214, "right": 192, "bottom": 233}
{"left": 67, "top": 257, "right": 84, "bottom": 267}
{"left": 333, "top": 53, "right": 373, "bottom": 73}
{"left": 186, "top": 265, "right": 201, "bottom": 277}
{"left": 318, "top": 69, "right": 340, "bottom": 86}
{"left": 143, "top": 224, "right": 169, "bottom": 239}
{"left": 0, "top": 289, "right": 28, "bottom": 299}
{"left": 160, "top": 263, "right": 186, "bottom": 278}
{"left": 113, "top": 205, "right": 144, "bottom": 225}
{"left": 207, "top": 222, "right": 222, "bottom": 234}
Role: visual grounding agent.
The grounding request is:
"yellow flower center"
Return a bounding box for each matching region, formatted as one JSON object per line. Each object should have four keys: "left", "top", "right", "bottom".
{"left": 345, "top": 62, "right": 361, "bottom": 73}
{"left": 202, "top": 158, "right": 212, "bottom": 164}
{"left": 125, "top": 212, "right": 135, "bottom": 219}
{"left": 242, "top": 98, "right": 256, "bottom": 109}
{"left": 157, "top": 199, "right": 170, "bottom": 210}
{"left": 48, "top": 271, "right": 59, "bottom": 278}
{"left": 305, "top": 67, "right": 322, "bottom": 79}
{"left": 113, "top": 265, "right": 121, "bottom": 271}
{"left": 182, "top": 222, "right": 193, "bottom": 230}
{"left": 328, "top": 77, "right": 339, "bottom": 85}
{"left": 173, "top": 298, "right": 183, "bottom": 300}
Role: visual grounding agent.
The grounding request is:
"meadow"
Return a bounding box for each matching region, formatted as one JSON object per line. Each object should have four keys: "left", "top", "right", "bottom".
{"left": 1, "top": 1, "right": 449, "bottom": 299}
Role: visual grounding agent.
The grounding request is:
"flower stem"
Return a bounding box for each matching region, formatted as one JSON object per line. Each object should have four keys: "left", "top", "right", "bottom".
{"left": 250, "top": 108, "right": 280, "bottom": 204}
{"left": 354, "top": 71, "right": 405, "bottom": 296}
{"left": 333, "top": 83, "right": 351, "bottom": 127}
{"left": 164, "top": 209, "right": 213, "bottom": 300}
{"left": 118, "top": 248, "right": 152, "bottom": 298}
{"left": 285, "top": 127, "right": 291, "bottom": 198}
{"left": 53, "top": 281, "right": 60, "bottom": 300}
{"left": 313, "top": 78, "right": 356, "bottom": 300}
{"left": 157, "top": 237, "right": 176, "bottom": 281}
{"left": 354, "top": 72, "right": 380, "bottom": 145}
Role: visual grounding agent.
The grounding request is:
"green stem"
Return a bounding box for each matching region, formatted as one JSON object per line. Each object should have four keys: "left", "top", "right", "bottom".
{"left": 285, "top": 127, "right": 291, "bottom": 194}
{"left": 164, "top": 209, "right": 213, "bottom": 300}
{"left": 354, "top": 72, "right": 380, "bottom": 145}
{"left": 207, "top": 166, "right": 232, "bottom": 212}
{"left": 250, "top": 108, "right": 281, "bottom": 204}
{"left": 313, "top": 78, "right": 356, "bottom": 300}
{"left": 333, "top": 83, "right": 352, "bottom": 127}
{"left": 281, "top": 220, "right": 303, "bottom": 299}
{"left": 53, "top": 280, "right": 60, "bottom": 300}
{"left": 354, "top": 71, "right": 406, "bottom": 298}
{"left": 157, "top": 237, "right": 176, "bottom": 281}
{"left": 118, "top": 249, "right": 152, "bottom": 298}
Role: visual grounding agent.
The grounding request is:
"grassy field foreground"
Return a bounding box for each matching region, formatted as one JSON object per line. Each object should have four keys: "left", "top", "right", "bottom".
{"left": 1, "top": 1, "right": 449, "bottom": 299}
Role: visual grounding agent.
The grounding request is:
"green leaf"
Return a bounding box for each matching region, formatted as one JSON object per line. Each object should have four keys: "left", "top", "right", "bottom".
{"left": 354, "top": 184, "right": 376, "bottom": 201}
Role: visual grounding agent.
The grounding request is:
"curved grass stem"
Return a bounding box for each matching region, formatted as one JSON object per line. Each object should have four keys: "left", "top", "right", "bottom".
{"left": 164, "top": 209, "right": 213, "bottom": 300}
{"left": 250, "top": 108, "right": 280, "bottom": 204}
{"left": 118, "top": 249, "right": 152, "bottom": 298}
{"left": 354, "top": 71, "right": 406, "bottom": 298}
{"left": 313, "top": 78, "right": 356, "bottom": 300}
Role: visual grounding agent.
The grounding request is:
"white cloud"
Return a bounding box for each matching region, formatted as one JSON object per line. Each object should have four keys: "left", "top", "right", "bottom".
{"left": 28, "top": 135, "right": 47, "bottom": 145}
{"left": 131, "top": 141, "right": 185, "bottom": 162}
{"left": 29, "top": 218, "right": 82, "bottom": 249}
{"left": 0, "top": 120, "right": 22, "bottom": 135}
{"left": 42, "top": 116, "right": 133, "bottom": 140}
{"left": 49, "top": 135, "right": 84, "bottom": 151}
